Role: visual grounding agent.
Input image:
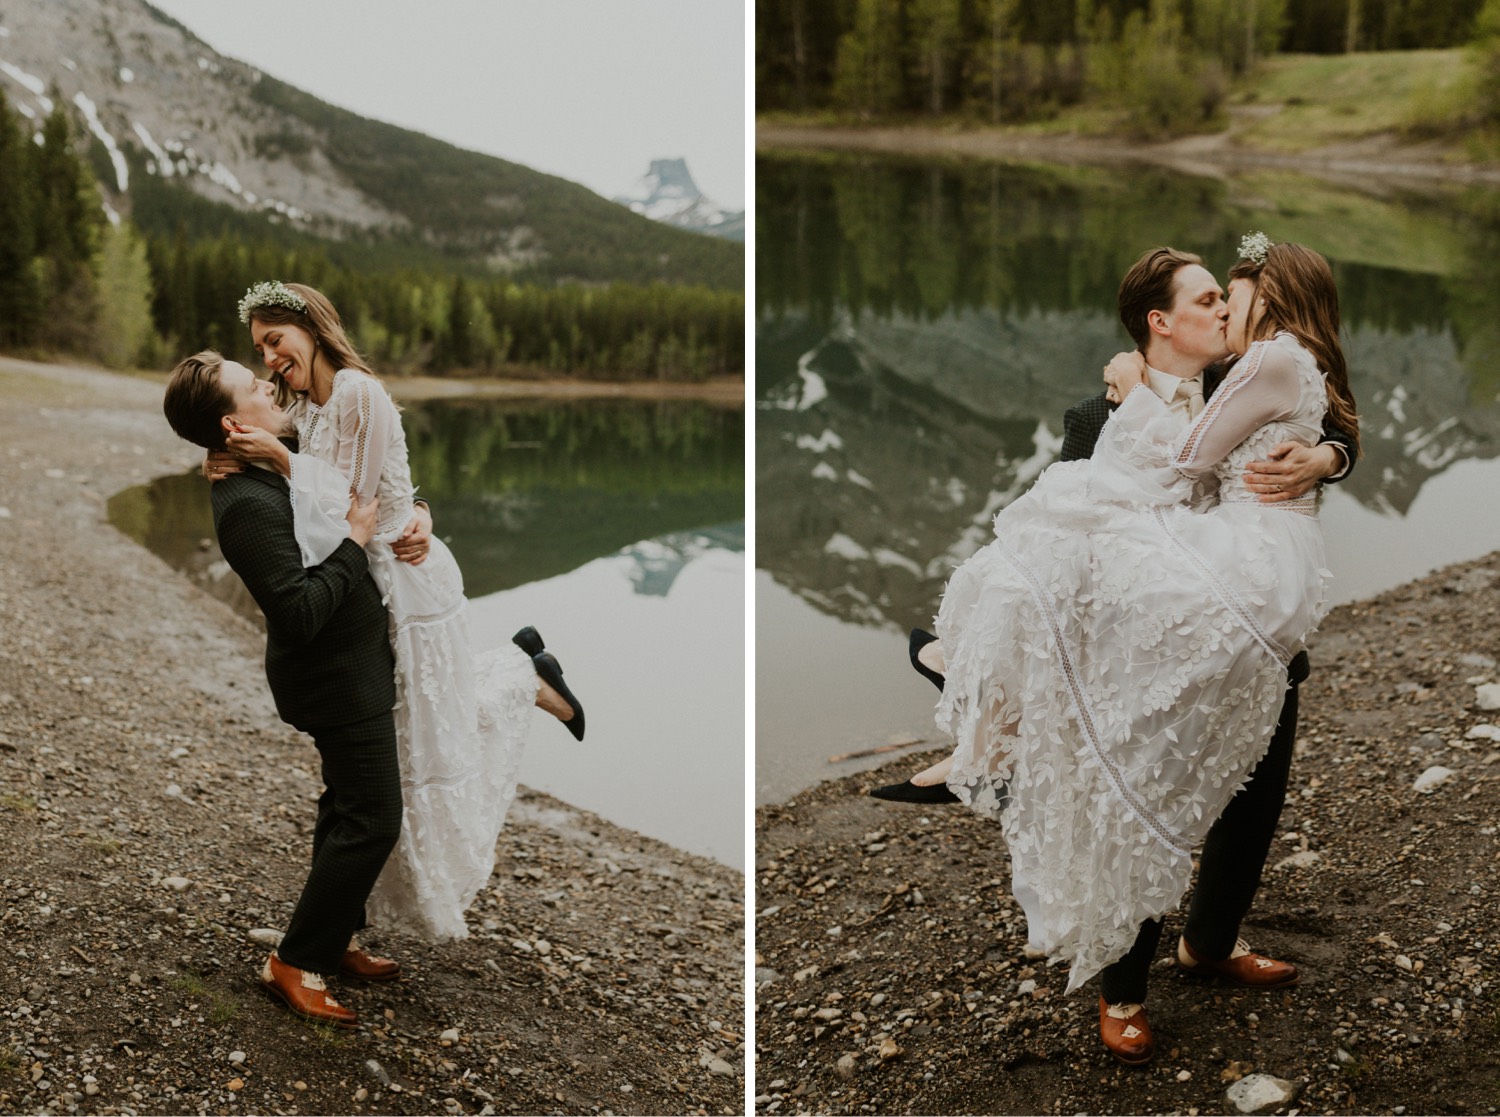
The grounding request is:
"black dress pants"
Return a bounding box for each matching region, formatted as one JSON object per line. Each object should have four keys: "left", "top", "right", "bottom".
{"left": 1099, "top": 651, "right": 1309, "bottom": 1004}
{"left": 277, "top": 708, "right": 403, "bottom": 974}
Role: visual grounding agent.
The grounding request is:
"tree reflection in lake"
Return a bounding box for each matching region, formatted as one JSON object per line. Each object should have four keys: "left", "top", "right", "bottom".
{"left": 756, "top": 151, "right": 1500, "bottom": 801}
{"left": 111, "top": 396, "right": 745, "bottom": 612}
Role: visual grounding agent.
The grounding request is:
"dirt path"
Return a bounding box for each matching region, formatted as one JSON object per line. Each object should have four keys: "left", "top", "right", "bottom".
{"left": 0, "top": 354, "right": 745, "bottom": 1116}
{"left": 754, "top": 553, "right": 1500, "bottom": 1115}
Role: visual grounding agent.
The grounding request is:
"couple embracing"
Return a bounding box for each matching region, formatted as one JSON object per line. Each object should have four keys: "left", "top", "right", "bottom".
{"left": 163, "top": 282, "right": 586, "bottom": 1028}
{"left": 873, "top": 235, "right": 1360, "bottom": 1064}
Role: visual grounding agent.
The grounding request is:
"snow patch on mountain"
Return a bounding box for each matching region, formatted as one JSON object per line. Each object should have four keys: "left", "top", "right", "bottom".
{"left": 613, "top": 158, "right": 744, "bottom": 241}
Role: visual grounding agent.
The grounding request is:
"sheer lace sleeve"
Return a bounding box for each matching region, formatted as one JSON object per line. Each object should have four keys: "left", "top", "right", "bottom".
{"left": 331, "top": 373, "right": 398, "bottom": 503}
{"left": 1172, "top": 339, "right": 1302, "bottom": 479}
{"left": 1086, "top": 384, "right": 1197, "bottom": 508}
{"left": 286, "top": 452, "right": 353, "bottom": 567}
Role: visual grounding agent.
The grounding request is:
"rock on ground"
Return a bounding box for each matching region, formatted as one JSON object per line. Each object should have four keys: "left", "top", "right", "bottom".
{"left": 755, "top": 548, "right": 1500, "bottom": 1115}
{"left": 0, "top": 356, "right": 745, "bottom": 1117}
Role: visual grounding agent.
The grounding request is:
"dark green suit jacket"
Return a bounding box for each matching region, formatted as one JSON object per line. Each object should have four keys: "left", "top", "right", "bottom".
{"left": 211, "top": 467, "right": 394, "bottom": 732}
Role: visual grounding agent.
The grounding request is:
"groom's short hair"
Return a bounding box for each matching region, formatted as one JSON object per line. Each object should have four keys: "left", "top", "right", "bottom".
{"left": 163, "top": 350, "right": 231, "bottom": 451}
{"left": 1118, "top": 247, "right": 1203, "bottom": 350}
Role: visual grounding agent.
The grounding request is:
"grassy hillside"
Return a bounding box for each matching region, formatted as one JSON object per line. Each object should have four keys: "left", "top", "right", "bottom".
{"left": 1231, "top": 49, "right": 1478, "bottom": 151}
{"left": 760, "top": 49, "right": 1490, "bottom": 162}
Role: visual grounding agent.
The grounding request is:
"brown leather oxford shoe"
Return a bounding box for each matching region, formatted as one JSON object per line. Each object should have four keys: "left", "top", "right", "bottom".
{"left": 1177, "top": 936, "right": 1299, "bottom": 988}
{"left": 1099, "top": 997, "right": 1153, "bottom": 1065}
{"left": 340, "top": 946, "right": 401, "bottom": 981}
{"left": 260, "top": 953, "right": 359, "bottom": 1028}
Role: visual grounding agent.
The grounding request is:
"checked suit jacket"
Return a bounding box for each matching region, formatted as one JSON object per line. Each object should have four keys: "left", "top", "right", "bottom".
{"left": 210, "top": 466, "right": 395, "bottom": 733}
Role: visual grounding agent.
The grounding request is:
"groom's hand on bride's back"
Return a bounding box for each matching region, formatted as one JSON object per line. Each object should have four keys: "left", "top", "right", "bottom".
{"left": 391, "top": 503, "right": 432, "bottom": 566}
{"left": 346, "top": 491, "right": 379, "bottom": 548}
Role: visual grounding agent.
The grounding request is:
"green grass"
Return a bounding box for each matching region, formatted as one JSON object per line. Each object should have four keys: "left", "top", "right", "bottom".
{"left": 170, "top": 973, "right": 240, "bottom": 1027}
{"left": 758, "top": 48, "right": 1493, "bottom": 157}
{"left": 0, "top": 794, "right": 36, "bottom": 813}
{"left": 1233, "top": 49, "right": 1475, "bottom": 151}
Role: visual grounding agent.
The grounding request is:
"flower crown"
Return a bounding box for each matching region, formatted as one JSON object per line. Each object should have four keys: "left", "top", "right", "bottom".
{"left": 1237, "top": 231, "right": 1272, "bottom": 267}
{"left": 238, "top": 280, "right": 307, "bottom": 324}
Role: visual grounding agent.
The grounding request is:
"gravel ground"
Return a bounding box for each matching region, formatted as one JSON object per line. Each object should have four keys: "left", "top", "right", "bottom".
{"left": 0, "top": 355, "right": 746, "bottom": 1117}
{"left": 755, "top": 551, "right": 1500, "bottom": 1115}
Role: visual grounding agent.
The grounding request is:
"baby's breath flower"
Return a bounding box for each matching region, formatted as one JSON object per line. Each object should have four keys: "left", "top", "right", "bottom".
{"left": 1237, "top": 231, "right": 1272, "bottom": 266}
{"left": 237, "top": 280, "right": 307, "bottom": 324}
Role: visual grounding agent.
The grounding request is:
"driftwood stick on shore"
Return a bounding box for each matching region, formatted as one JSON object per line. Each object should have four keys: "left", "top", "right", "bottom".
{"left": 827, "top": 738, "right": 927, "bottom": 764}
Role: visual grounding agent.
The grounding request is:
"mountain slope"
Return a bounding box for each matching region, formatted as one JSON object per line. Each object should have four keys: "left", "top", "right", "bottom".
{"left": 0, "top": 0, "right": 741, "bottom": 287}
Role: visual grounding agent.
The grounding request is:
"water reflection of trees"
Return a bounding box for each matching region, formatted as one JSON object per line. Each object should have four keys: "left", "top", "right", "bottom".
{"left": 757, "top": 153, "right": 1500, "bottom": 629}
{"left": 109, "top": 398, "right": 745, "bottom": 616}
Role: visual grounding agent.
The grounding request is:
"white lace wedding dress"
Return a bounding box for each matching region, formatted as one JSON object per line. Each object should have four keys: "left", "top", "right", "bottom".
{"left": 283, "top": 368, "right": 537, "bottom": 940}
{"left": 933, "top": 332, "right": 1332, "bottom": 992}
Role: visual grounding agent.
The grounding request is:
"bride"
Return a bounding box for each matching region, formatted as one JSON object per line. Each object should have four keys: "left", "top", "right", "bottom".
{"left": 901, "top": 238, "right": 1357, "bottom": 993}
{"left": 211, "top": 280, "right": 585, "bottom": 941}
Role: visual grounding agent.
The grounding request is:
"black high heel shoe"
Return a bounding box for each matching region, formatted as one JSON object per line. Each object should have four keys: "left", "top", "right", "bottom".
{"left": 533, "top": 651, "right": 585, "bottom": 742}
{"left": 512, "top": 625, "right": 546, "bottom": 658}
{"left": 869, "top": 779, "right": 959, "bottom": 804}
{"left": 909, "top": 628, "right": 945, "bottom": 692}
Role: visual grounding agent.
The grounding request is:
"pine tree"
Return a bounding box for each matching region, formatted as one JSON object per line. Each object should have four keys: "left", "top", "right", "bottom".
{"left": 0, "top": 88, "right": 41, "bottom": 346}
{"left": 94, "top": 221, "right": 159, "bottom": 369}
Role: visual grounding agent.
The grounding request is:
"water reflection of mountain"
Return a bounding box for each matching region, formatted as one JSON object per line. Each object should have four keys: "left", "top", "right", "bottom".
{"left": 620, "top": 523, "right": 745, "bottom": 597}
{"left": 757, "top": 306, "right": 1500, "bottom": 630}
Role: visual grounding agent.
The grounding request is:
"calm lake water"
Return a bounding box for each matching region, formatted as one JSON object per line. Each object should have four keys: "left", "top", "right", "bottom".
{"left": 110, "top": 396, "right": 746, "bottom": 868}
{"left": 756, "top": 151, "right": 1500, "bottom": 805}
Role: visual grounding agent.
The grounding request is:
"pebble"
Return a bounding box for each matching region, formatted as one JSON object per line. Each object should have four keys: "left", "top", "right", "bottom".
{"left": 228, "top": 1051, "right": 246, "bottom": 1065}
{"left": 1227, "top": 1073, "right": 1299, "bottom": 1114}
{"left": 440, "top": 1028, "right": 461, "bottom": 1044}
{"left": 878, "top": 1037, "right": 902, "bottom": 1060}
{"left": 1477, "top": 683, "right": 1500, "bottom": 711}
{"left": 1177, "top": 1069, "right": 1192, "bottom": 1082}
{"left": 835, "top": 1054, "right": 857, "bottom": 1079}
{"left": 1467, "top": 723, "right": 1500, "bottom": 742}
{"left": 161, "top": 876, "right": 192, "bottom": 891}
{"left": 227, "top": 1078, "right": 244, "bottom": 1092}
{"left": 365, "top": 1059, "right": 391, "bottom": 1086}
{"left": 1413, "top": 766, "right": 1456, "bottom": 793}
{"left": 707, "top": 1057, "right": 735, "bottom": 1077}
{"left": 247, "top": 928, "right": 284, "bottom": 946}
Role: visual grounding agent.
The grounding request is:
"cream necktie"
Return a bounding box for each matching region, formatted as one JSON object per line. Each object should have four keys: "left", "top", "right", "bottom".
{"left": 1175, "top": 376, "right": 1205, "bottom": 419}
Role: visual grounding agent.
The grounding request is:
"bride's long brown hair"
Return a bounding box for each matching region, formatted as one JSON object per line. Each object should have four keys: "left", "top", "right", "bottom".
{"left": 1228, "top": 243, "right": 1361, "bottom": 460}
{"left": 248, "top": 282, "right": 378, "bottom": 409}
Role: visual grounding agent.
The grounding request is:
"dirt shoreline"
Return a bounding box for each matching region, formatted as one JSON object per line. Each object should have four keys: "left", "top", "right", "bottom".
{"left": 755, "top": 552, "right": 1500, "bottom": 1115}
{"left": 0, "top": 354, "right": 745, "bottom": 1116}
{"left": 757, "top": 121, "right": 1500, "bottom": 187}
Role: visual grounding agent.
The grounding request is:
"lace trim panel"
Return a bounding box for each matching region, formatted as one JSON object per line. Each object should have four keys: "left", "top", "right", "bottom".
{"left": 997, "top": 540, "right": 1192, "bottom": 858}
{"left": 1174, "top": 339, "right": 1267, "bottom": 474}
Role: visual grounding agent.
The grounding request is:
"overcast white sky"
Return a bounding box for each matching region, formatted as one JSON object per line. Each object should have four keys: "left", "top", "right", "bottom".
{"left": 146, "top": 0, "right": 746, "bottom": 209}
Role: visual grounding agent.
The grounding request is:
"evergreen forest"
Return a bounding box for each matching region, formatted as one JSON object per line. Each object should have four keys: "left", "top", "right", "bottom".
{"left": 757, "top": 0, "right": 1497, "bottom": 133}
{"left": 0, "top": 88, "right": 744, "bottom": 383}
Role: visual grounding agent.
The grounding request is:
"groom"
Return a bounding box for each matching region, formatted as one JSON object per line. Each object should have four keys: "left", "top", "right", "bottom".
{"left": 1071, "top": 246, "right": 1355, "bottom": 1065}
{"left": 900, "top": 246, "right": 1354, "bottom": 1064}
{"left": 163, "top": 350, "right": 407, "bottom": 1028}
